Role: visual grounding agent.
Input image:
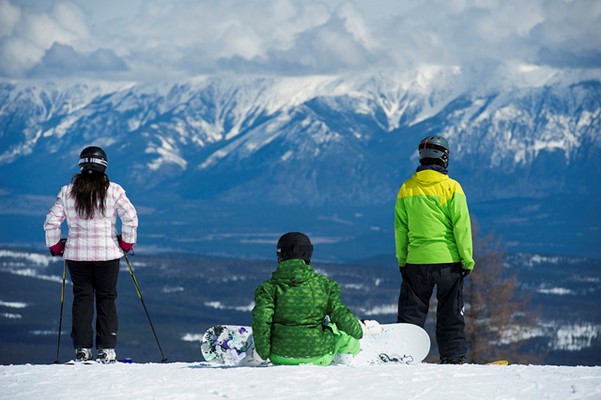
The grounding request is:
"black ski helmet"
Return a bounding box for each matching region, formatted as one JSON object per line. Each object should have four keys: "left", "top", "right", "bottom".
{"left": 418, "top": 135, "right": 450, "bottom": 168}
{"left": 79, "top": 146, "right": 108, "bottom": 173}
{"left": 276, "top": 232, "right": 314, "bottom": 264}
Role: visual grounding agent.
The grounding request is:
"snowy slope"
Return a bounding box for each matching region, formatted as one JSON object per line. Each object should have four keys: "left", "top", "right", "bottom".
{"left": 1, "top": 362, "right": 600, "bottom": 400}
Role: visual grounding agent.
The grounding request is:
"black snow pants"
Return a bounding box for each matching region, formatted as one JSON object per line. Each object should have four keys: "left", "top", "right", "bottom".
{"left": 397, "top": 262, "right": 467, "bottom": 360}
{"left": 67, "top": 259, "right": 120, "bottom": 350}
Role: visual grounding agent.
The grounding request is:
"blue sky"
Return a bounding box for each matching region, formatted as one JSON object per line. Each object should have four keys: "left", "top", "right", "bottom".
{"left": 1, "top": 0, "right": 600, "bottom": 80}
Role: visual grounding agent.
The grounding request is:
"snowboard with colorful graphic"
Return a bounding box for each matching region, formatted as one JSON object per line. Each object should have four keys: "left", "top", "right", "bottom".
{"left": 201, "top": 325, "right": 256, "bottom": 366}
{"left": 200, "top": 323, "right": 430, "bottom": 367}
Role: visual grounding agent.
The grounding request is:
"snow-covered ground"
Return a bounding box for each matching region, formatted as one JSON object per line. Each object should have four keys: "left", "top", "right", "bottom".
{"left": 1, "top": 362, "right": 600, "bottom": 400}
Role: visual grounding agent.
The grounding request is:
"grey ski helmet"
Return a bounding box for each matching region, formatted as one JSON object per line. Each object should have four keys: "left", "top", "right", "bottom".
{"left": 79, "top": 146, "right": 108, "bottom": 173}
{"left": 418, "top": 135, "right": 450, "bottom": 168}
{"left": 276, "top": 232, "right": 313, "bottom": 264}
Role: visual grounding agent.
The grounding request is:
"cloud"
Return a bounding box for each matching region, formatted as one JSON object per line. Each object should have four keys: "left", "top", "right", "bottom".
{"left": 372, "top": 1, "right": 546, "bottom": 68}
{"left": 0, "top": 0, "right": 90, "bottom": 78}
{"left": 272, "top": 10, "right": 381, "bottom": 73}
{"left": 214, "top": 5, "right": 383, "bottom": 75}
{"left": 537, "top": 47, "right": 601, "bottom": 69}
{"left": 530, "top": 0, "right": 601, "bottom": 67}
{"left": 0, "top": 0, "right": 21, "bottom": 37}
{"left": 118, "top": 0, "right": 335, "bottom": 77}
{"left": 1, "top": 0, "right": 600, "bottom": 80}
{"left": 28, "top": 43, "right": 127, "bottom": 77}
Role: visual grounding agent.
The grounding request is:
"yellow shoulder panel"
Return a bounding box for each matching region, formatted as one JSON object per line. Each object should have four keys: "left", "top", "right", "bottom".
{"left": 398, "top": 175, "right": 463, "bottom": 206}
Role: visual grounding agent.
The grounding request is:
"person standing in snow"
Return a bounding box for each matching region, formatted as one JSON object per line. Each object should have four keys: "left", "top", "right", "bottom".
{"left": 44, "top": 146, "right": 138, "bottom": 363}
{"left": 251, "top": 232, "right": 372, "bottom": 366}
{"left": 394, "top": 135, "right": 475, "bottom": 364}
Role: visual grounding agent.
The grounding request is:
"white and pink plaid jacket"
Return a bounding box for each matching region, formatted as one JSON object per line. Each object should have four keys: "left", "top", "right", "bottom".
{"left": 44, "top": 182, "right": 138, "bottom": 261}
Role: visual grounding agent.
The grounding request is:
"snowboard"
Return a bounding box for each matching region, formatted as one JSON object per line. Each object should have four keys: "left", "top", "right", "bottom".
{"left": 351, "top": 322, "right": 430, "bottom": 365}
{"left": 200, "top": 323, "right": 430, "bottom": 367}
{"left": 201, "top": 325, "right": 255, "bottom": 366}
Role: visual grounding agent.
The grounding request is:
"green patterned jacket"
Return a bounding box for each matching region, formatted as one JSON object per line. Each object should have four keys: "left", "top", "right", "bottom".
{"left": 252, "top": 259, "right": 363, "bottom": 360}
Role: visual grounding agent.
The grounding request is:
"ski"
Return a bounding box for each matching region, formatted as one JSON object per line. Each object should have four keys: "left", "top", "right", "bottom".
{"left": 65, "top": 360, "right": 98, "bottom": 365}
{"left": 64, "top": 358, "right": 131, "bottom": 365}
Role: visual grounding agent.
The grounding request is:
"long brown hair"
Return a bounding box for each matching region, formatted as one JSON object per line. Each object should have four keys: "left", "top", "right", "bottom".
{"left": 70, "top": 171, "right": 110, "bottom": 219}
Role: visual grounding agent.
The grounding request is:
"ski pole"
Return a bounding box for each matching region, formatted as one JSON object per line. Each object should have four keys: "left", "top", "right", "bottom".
{"left": 123, "top": 253, "right": 167, "bottom": 363}
{"left": 54, "top": 260, "right": 67, "bottom": 364}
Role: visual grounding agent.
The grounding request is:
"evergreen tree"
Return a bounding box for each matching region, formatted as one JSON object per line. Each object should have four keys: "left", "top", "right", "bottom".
{"left": 464, "top": 222, "right": 544, "bottom": 364}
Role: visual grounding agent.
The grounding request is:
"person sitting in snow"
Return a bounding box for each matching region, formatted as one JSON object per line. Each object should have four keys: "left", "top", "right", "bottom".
{"left": 250, "top": 232, "right": 376, "bottom": 366}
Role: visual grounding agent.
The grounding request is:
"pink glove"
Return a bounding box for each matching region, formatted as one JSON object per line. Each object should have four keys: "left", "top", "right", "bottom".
{"left": 118, "top": 236, "right": 134, "bottom": 253}
{"left": 49, "top": 239, "right": 65, "bottom": 257}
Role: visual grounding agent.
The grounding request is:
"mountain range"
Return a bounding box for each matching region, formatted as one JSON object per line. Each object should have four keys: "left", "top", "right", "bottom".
{"left": 0, "top": 68, "right": 600, "bottom": 260}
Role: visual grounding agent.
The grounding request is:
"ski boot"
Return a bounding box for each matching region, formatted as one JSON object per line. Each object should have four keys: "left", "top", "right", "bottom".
{"left": 97, "top": 348, "right": 117, "bottom": 364}
{"left": 440, "top": 355, "right": 466, "bottom": 364}
{"left": 75, "top": 348, "right": 93, "bottom": 362}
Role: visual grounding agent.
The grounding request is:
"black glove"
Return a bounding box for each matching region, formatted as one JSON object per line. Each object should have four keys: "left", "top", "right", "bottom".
{"left": 399, "top": 266, "right": 408, "bottom": 280}
{"left": 462, "top": 269, "right": 471, "bottom": 278}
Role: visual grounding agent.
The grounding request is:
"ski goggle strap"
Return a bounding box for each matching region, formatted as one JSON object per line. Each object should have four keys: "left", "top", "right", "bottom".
{"left": 79, "top": 157, "right": 108, "bottom": 168}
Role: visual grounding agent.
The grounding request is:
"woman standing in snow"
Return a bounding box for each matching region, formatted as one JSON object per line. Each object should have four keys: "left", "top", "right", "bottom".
{"left": 44, "top": 146, "right": 138, "bottom": 363}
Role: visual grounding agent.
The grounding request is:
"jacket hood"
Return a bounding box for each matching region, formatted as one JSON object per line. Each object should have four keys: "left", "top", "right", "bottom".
{"left": 271, "top": 259, "right": 315, "bottom": 287}
{"left": 413, "top": 169, "right": 449, "bottom": 186}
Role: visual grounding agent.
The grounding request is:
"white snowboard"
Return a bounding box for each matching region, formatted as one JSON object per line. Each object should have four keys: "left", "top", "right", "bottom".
{"left": 350, "top": 323, "right": 431, "bottom": 365}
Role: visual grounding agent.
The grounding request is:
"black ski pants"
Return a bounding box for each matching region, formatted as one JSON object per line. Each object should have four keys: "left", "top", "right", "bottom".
{"left": 67, "top": 259, "right": 120, "bottom": 350}
{"left": 397, "top": 262, "right": 467, "bottom": 360}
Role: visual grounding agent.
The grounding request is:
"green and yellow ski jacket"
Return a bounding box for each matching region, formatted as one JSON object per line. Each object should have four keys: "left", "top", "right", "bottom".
{"left": 251, "top": 259, "right": 363, "bottom": 362}
{"left": 394, "top": 169, "right": 475, "bottom": 270}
